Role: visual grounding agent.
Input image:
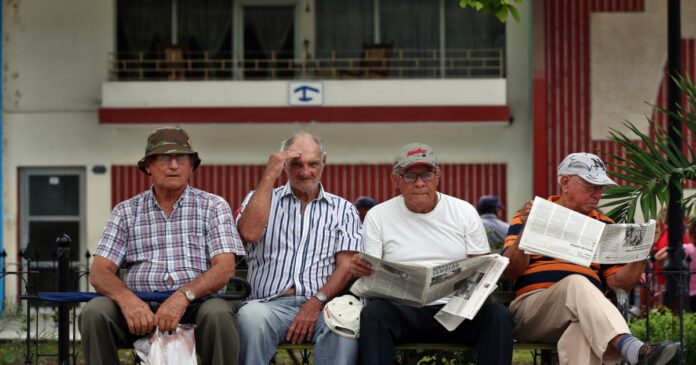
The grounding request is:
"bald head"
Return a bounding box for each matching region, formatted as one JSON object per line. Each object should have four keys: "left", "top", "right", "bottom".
{"left": 280, "top": 131, "right": 325, "bottom": 157}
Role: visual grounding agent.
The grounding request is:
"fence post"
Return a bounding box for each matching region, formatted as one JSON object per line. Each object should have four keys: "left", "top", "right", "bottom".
{"left": 56, "top": 234, "right": 71, "bottom": 365}
{"left": 1, "top": 250, "right": 5, "bottom": 309}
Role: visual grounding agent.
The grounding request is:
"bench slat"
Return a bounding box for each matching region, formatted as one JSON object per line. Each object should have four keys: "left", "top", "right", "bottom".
{"left": 277, "top": 342, "right": 556, "bottom": 351}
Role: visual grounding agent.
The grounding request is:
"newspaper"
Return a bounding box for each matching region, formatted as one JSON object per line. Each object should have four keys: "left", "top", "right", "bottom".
{"left": 519, "top": 196, "right": 656, "bottom": 267}
{"left": 350, "top": 253, "right": 509, "bottom": 331}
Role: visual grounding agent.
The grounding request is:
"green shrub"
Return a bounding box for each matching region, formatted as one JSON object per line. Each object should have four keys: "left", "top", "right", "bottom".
{"left": 629, "top": 307, "right": 696, "bottom": 364}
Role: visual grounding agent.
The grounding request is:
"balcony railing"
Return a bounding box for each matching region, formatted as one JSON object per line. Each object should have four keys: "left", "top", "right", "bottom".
{"left": 108, "top": 48, "right": 505, "bottom": 81}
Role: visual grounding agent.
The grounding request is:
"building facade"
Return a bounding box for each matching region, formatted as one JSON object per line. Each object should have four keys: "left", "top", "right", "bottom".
{"left": 2, "top": 0, "right": 694, "bottom": 303}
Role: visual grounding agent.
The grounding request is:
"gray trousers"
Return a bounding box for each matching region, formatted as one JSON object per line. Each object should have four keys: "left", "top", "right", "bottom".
{"left": 79, "top": 296, "right": 240, "bottom": 365}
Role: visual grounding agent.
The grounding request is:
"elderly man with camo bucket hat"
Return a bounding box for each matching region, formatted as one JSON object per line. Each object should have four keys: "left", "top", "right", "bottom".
{"left": 80, "top": 127, "right": 245, "bottom": 365}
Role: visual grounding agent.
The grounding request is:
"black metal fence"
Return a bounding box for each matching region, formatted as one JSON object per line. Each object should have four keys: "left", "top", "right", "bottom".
{"left": 1, "top": 235, "right": 92, "bottom": 365}
{"left": 1, "top": 236, "right": 693, "bottom": 364}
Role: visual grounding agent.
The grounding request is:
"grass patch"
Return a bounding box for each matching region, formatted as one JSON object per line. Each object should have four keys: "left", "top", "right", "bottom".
{"left": 0, "top": 342, "right": 541, "bottom": 364}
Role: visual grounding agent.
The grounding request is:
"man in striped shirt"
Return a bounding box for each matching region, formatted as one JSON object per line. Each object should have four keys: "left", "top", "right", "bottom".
{"left": 80, "top": 128, "right": 246, "bottom": 365}
{"left": 236, "top": 132, "right": 362, "bottom": 365}
{"left": 503, "top": 152, "right": 676, "bottom": 365}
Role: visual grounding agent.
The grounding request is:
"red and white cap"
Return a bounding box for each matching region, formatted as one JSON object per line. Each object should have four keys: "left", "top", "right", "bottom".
{"left": 322, "top": 295, "right": 363, "bottom": 339}
{"left": 392, "top": 143, "right": 438, "bottom": 174}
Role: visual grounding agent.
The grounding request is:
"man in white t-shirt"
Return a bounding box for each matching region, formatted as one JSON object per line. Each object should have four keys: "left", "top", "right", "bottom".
{"left": 350, "top": 143, "right": 513, "bottom": 365}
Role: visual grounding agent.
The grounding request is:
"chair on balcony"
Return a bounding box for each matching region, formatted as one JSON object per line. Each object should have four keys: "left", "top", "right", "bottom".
{"left": 163, "top": 46, "right": 187, "bottom": 80}
{"left": 339, "top": 42, "right": 394, "bottom": 78}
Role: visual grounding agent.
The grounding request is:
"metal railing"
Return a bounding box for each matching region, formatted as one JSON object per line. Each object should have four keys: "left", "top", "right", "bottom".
{"left": 0, "top": 238, "right": 92, "bottom": 365}
{"left": 108, "top": 48, "right": 505, "bottom": 81}
{"left": 635, "top": 261, "right": 693, "bottom": 365}
{"left": 4, "top": 237, "right": 693, "bottom": 364}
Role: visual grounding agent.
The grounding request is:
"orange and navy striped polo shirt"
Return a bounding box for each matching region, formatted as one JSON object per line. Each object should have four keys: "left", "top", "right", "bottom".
{"left": 503, "top": 196, "right": 623, "bottom": 298}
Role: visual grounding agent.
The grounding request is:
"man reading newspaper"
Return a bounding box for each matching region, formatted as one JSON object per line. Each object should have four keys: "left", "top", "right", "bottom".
{"left": 504, "top": 152, "right": 676, "bottom": 365}
{"left": 350, "top": 143, "right": 512, "bottom": 365}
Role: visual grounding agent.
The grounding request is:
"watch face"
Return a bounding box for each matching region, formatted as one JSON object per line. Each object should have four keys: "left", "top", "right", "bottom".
{"left": 315, "top": 292, "right": 328, "bottom": 303}
{"left": 185, "top": 291, "right": 195, "bottom": 301}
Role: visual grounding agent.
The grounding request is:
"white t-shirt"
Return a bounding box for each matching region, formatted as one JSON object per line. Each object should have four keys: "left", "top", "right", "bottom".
{"left": 364, "top": 192, "right": 490, "bottom": 266}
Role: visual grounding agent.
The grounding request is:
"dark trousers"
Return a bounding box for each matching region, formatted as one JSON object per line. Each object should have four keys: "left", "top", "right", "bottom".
{"left": 359, "top": 299, "right": 513, "bottom": 365}
{"left": 79, "top": 296, "right": 240, "bottom": 365}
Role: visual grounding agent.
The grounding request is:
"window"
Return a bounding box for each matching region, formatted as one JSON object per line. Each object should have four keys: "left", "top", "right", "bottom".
{"left": 20, "top": 168, "right": 86, "bottom": 294}
{"left": 116, "top": 0, "right": 233, "bottom": 80}
{"left": 113, "top": 0, "right": 505, "bottom": 80}
{"left": 316, "top": 0, "right": 374, "bottom": 59}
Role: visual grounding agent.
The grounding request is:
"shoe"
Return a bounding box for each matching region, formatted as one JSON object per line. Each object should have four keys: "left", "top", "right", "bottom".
{"left": 637, "top": 340, "right": 678, "bottom": 365}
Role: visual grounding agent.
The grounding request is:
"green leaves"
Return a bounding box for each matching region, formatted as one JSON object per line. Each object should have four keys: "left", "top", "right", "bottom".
{"left": 458, "top": 0, "right": 525, "bottom": 22}
{"left": 629, "top": 307, "right": 696, "bottom": 358}
{"left": 601, "top": 74, "right": 696, "bottom": 223}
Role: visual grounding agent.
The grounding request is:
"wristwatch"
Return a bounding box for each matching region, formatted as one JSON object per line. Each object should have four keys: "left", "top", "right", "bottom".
{"left": 177, "top": 288, "right": 196, "bottom": 303}
{"left": 313, "top": 291, "right": 329, "bottom": 304}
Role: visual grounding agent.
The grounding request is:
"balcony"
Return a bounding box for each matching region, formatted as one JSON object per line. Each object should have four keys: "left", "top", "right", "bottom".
{"left": 108, "top": 48, "right": 505, "bottom": 81}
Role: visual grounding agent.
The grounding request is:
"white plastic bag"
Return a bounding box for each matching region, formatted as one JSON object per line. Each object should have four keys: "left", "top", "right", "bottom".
{"left": 134, "top": 324, "right": 197, "bottom": 365}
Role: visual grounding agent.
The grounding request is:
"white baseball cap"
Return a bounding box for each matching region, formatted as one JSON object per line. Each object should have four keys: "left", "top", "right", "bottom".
{"left": 557, "top": 152, "right": 618, "bottom": 186}
{"left": 322, "top": 295, "right": 363, "bottom": 339}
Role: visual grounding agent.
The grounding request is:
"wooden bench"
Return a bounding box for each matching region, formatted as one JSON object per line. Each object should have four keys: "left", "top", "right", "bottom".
{"left": 274, "top": 341, "right": 557, "bottom": 365}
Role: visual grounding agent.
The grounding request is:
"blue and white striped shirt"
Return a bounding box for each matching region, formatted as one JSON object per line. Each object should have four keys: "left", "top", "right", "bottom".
{"left": 238, "top": 183, "right": 363, "bottom": 300}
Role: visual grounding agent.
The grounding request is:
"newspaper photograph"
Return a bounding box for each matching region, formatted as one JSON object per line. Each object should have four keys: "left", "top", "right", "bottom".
{"left": 519, "top": 196, "right": 656, "bottom": 266}
{"left": 349, "top": 254, "right": 430, "bottom": 306}
{"left": 434, "top": 256, "right": 508, "bottom": 331}
{"left": 593, "top": 220, "right": 656, "bottom": 264}
{"left": 519, "top": 196, "right": 605, "bottom": 266}
{"left": 350, "top": 253, "right": 509, "bottom": 330}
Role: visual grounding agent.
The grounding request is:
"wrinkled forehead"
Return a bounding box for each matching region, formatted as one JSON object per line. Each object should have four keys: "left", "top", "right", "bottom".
{"left": 401, "top": 164, "right": 436, "bottom": 174}
{"left": 287, "top": 137, "right": 324, "bottom": 161}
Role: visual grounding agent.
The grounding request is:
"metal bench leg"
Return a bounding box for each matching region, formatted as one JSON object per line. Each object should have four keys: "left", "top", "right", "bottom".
{"left": 286, "top": 349, "right": 302, "bottom": 365}
{"left": 299, "top": 348, "right": 310, "bottom": 365}
{"left": 540, "top": 349, "right": 553, "bottom": 365}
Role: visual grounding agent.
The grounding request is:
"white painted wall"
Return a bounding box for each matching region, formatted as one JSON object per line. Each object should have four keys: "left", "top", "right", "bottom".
{"left": 102, "top": 79, "right": 507, "bottom": 108}
{"left": 4, "top": 0, "right": 113, "bottom": 112}
{"left": 590, "top": 0, "right": 696, "bottom": 140}
{"left": 2, "top": 1, "right": 533, "bottom": 303}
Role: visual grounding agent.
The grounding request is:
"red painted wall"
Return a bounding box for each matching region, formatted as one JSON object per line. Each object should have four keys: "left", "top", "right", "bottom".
{"left": 112, "top": 163, "right": 507, "bottom": 212}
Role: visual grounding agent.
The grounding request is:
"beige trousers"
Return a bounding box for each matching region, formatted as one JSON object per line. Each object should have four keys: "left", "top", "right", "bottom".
{"left": 509, "top": 275, "right": 630, "bottom": 365}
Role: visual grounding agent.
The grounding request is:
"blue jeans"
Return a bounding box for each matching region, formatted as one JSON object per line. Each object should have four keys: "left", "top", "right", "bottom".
{"left": 239, "top": 296, "right": 358, "bottom": 365}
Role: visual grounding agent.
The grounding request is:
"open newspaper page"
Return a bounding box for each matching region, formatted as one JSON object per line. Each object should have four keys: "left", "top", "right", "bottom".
{"left": 422, "top": 255, "right": 499, "bottom": 304}
{"left": 592, "top": 220, "right": 656, "bottom": 264}
{"left": 434, "top": 255, "right": 509, "bottom": 331}
{"left": 519, "top": 196, "right": 606, "bottom": 267}
{"left": 351, "top": 253, "right": 509, "bottom": 330}
{"left": 349, "top": 254, "right": 431, "bottom": 306}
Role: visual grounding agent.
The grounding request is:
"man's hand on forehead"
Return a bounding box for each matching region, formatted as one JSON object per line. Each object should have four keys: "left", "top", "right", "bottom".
{"left": 283, "top": 149, "right": 302, "bottom": 160}
{"left": 264, "top": 150, "right": 302, "bottom": 180}
{"left": 284, "top": 148, "right": 302, "bottom": 155}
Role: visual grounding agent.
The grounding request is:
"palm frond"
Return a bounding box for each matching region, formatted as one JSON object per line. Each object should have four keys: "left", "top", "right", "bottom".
{"left": 602, "top": 73, "right": 696, "bottom": 223}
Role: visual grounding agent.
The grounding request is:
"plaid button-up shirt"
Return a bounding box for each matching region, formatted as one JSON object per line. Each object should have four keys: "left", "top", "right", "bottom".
{"left": 96, "top": 186, "right": 245, "bottom": 293}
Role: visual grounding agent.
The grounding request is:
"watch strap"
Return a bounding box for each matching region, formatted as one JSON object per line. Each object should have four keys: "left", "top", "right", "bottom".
{"left": 313, "top": 291, "right": 329, "bottom": 304}
{"left": 177, "top": 288, "right": 195, "bottom": 302}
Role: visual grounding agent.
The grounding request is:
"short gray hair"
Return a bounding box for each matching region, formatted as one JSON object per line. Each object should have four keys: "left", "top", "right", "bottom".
{"left": 280, "top": 131, "right": 325, "bottom": 156}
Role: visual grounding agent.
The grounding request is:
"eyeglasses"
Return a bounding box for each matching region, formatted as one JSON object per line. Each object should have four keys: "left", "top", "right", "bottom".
{"left": 400, "top": 171, "right": 437, "bottom": 183}
{"left": 572, "top": 176, "right": 605, "bottom": 193}
{"left": 152, "top": 154, "right": 192, "bottom": 164}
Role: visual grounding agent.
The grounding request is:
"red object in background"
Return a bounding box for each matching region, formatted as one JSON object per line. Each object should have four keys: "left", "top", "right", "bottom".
{"left": 653, "top": 227, "right": 691, "bottom": 285}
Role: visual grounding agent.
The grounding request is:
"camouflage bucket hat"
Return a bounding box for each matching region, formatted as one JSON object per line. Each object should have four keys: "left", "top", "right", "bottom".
{"left": 137, "top": 127, "right": 202, "bottom": 174}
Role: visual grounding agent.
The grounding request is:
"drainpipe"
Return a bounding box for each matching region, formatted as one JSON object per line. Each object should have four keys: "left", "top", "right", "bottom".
{"left": 0, "top": 0, "right": 5, "bottom": 313}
